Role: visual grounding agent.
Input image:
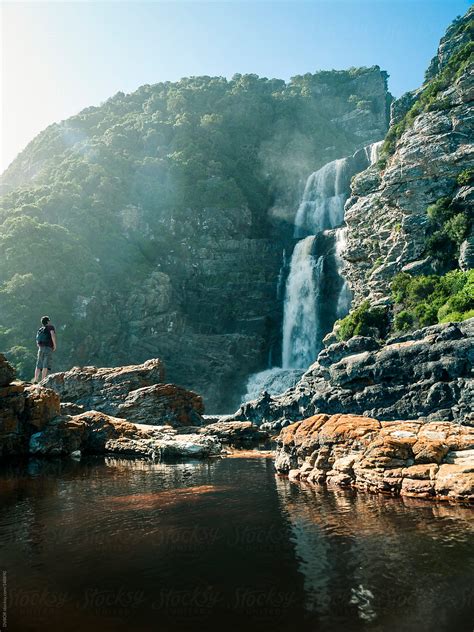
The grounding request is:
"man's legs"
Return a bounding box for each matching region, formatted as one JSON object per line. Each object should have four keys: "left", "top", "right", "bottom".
{"left": 34, "top": 347, "right": 52, "bottom": 382}
{"left": 33, "top": 347, "right": 43, "bottom": 383}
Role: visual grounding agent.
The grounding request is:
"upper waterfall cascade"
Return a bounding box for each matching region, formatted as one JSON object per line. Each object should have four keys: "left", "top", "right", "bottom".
{"left": 242, "top": 142, "right": 382, "bottom": 400}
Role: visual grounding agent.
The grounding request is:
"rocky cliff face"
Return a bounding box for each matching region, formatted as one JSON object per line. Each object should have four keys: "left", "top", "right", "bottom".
{"left": 342, "top": 9, "right": 473, "bottom": 303}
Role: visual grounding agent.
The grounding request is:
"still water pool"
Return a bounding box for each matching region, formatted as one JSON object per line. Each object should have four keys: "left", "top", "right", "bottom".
{"left": 1, "top": 454, "right": 473, "bottom": 631}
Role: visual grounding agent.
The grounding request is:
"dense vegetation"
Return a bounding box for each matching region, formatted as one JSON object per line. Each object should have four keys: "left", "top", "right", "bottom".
{"left": 336, "top": 300, "right": 389, "bottom": 341}
{"left": 0, "top": 69, "right": 387, "bottom": 377}
{"left": 392, "top": 270, "right": 474, "bottom": 331}
{"left": 336, "top": 270, "right": 474, "bottom": 342}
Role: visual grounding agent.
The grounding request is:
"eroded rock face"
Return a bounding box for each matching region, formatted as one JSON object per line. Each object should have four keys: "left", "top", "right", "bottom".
{"left": 42, "top": 359, "right": 204, "bottom": 427}
{"left": 42, "top": 359, "right": 166, "bottom": 413}
{"left": 343, "top": 8, "right": 474, "bottom": 304}
{"left": 0, "top": 355, "right": 61, "bottom": 456}
{"left": 232, "top": 319, "right": 474, "bottom": 428}
{"left": 275, "top": 413, "right": 474, "bottom": 502}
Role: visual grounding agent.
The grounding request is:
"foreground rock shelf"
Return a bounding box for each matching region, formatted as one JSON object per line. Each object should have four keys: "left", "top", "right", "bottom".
{"left": 0, "top": 354, "right": 267, "bottom": 460}
{"left": 275, "top": 413, "right": 474, "bottom": 503}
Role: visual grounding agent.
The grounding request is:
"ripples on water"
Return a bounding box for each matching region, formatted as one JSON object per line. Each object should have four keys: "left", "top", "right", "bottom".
{"left": 1, "top": 456, "right": 473, "bottom": 632}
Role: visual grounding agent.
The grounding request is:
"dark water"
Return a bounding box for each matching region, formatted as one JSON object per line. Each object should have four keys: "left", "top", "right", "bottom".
{"left": 1, "top": 454, "right": 473, "bottom": 632}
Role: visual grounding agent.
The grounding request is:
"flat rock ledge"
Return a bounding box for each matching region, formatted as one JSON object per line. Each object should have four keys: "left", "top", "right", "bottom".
{"left": 28, "top": 414, "right": 268, "bottom": 459}
{"left": 275, "top": 414, "right": 474, "bottom": 503}
{"left": 29, "top": 411, "right": 223, "bottom": 460}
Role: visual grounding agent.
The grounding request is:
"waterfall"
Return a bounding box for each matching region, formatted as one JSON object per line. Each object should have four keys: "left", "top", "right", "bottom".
{"left": 294, "top": 159, "right": 348, "bottom": 238}
{"left": 368, "top": 140, "right": 383, "bottom": 165}
{"left": 282, "top": 236, "right": 321, "bottom": 368}
{"left": 241, "top": 142, "right": 381, "bottom": 403}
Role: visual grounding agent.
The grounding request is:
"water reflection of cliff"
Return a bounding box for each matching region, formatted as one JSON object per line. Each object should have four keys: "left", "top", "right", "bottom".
{"left": 275, "top": 475, "right": 474, "bottom": 630}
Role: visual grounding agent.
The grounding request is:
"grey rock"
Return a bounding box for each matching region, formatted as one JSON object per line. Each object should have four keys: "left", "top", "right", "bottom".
{"left": 233, "top": 319, "right": 474, "bottom": 426}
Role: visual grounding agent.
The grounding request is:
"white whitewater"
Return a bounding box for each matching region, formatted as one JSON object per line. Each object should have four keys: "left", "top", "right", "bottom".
{"left": 335, "top": 227, "right": 352, "bottom": 318}
{"left": 282, "top": 236, "right": 322, "bottom": 369}
{"left": 294, "top": 159, "right": 347, "bottom": 237}
{"left": 242, "top": 367, "right": 305, "bottom": 402}
{"left": 365, "top": 140, "right": 383, "bottom": 166}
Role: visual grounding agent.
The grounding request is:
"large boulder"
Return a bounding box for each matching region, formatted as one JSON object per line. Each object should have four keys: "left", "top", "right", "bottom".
{"left": 0, "top": 356, "right": 60, "bottom": 456}
{"left": 42, "top": 359, "right": 166, "bottom": 414}
{"left": 42, "top": 359, "right": 205, "bottom": 427}
{"left": 116, "top": 383, "right": 204, "bottom": 426}
{"left": 22, "top": 385, "right": 60, "bottom": 429}
{"left": 275, "top": 414, "right": 474, "bottom": 502}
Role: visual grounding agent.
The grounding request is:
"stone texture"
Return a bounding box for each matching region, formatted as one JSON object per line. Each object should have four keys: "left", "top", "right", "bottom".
{"left": 199, "top": 420, "right": 268, "bottom": 444}
{"left": 22, "top": 385, "right": 60, "bottom": 429}
{"left": 275, "top": 413, "right": 474, "bottom": 502}
{"left": 42, "top": 359, "right": 166, "bottom": 413}
{"left": 0, "top": 353, "right": 15, "bottom": 387}
{"left": 232, "top": 319, "right": 473, "bottom": 429}
{"left": 29, "top": 410, "right": 222, "bottom": 460}
{"left": 1, "top": 353, "right": 266, "bottom": 459}
{"left": 116, "top": 383, "right": 204, "bottom": 426}
{"left": 42, "top": 359, "right": 205, "bottom": 427}
{"left": 0, "top": 354, "right": 62, "bottom": 457}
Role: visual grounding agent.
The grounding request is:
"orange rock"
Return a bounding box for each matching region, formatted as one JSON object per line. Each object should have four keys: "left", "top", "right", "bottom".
{"left": 23, "top": 385, "right": 60, "bottom": 429}
{"left": 275, "top": 414, "right": 474, "bottom": 503}
{"left": 412, "top": 438, "right": 449, "bottom": 464}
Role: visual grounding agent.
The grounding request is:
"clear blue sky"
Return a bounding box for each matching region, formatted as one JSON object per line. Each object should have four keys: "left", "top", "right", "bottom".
{"left": 1, "top": 0, "right": 471, "bottom": 173}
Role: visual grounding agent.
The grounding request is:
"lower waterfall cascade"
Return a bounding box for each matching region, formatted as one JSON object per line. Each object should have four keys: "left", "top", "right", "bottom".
{"left": 242, "top": 141, "right": 383, "bottom": 402}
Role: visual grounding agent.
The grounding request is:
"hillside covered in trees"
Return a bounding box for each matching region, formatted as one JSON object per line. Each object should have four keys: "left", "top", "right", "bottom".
{"left": 0, "top": 68, "right": 390, "bottom": 410}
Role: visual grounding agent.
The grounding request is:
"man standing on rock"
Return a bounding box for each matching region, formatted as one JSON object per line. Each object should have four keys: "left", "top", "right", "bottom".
{"left": 34, "top": 316, "right": 57, "bottom": 382}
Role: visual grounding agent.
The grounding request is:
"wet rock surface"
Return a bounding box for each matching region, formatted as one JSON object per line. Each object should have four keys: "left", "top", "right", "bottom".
{"left": 275, "top": 413, "right": 474, "bottom": 502}
{"left": 29, "top": 412, "right": 222, "bottom": 460}
{"left": 232, "top": 319, "right": 474, "bottom": 428}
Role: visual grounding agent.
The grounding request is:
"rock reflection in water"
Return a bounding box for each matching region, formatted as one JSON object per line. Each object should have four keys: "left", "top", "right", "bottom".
{"left": 275, "top": 475, "right": 474, "bottom": 630}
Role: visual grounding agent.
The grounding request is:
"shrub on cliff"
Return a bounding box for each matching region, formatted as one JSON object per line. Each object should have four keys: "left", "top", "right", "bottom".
{"left": 336, "top": 300, "right": 389, "bottom": 341}
{"left": 391, "top": 270, "right": 474, "bottom": 331}
{"left": 425, "top": 197, "right": 471, "bottom": 267}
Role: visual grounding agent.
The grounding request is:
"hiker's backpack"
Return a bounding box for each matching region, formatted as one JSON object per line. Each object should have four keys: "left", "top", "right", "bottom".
{"left": 36, "top": 326, "right": 51, "bottom": 345}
